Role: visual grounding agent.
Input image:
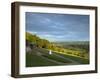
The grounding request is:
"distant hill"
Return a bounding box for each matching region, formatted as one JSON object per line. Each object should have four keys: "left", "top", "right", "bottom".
{"left": 53, "top": 41, "right": 89, "bottom": 53}
{"left": 53, "top": 41, "right": 89, "bottom": 45}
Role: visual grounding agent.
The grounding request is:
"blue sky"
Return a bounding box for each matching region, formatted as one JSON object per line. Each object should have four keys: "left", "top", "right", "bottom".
{"left": 26, "top": 12, "right": 89, "bottom": 42}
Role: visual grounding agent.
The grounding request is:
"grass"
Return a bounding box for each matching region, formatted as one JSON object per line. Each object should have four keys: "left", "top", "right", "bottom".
{"left": 26, "top": 49, "right": 72, "bottom": 67}
{"left": 43, "top": 54, "right": 71, "bottom": 63}
{"left": 55, "top": 52, "right": 89, "bottom": 64}
{"left": 26, "top": 52, "right": 59, "bottom": 67}
{"left": 26, "top": 48, "right": 89, "bottom": 67}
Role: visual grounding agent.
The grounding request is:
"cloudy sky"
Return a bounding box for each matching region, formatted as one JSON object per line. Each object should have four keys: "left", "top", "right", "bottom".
{"left": 26, "top": 12, "right": 89, "bottom": 42}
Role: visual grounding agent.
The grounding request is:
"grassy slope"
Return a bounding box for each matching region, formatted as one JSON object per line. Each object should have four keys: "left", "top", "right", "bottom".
{"left": 55, "top": 52, "right": 89, "bottom": 64}
{"left": 26, "top": 53, "right": 59, "bottom": 67}
{"left": 26, "top": 48, "right": 89, "bottom": 67}
{"left": 43, "top": 54, "right": 71, "bottom": 63}
{"left": 26, "top": 48, "right": 72, "bottom": 67}
{"left": 26, "top": 33, "right": 89, "bottom": 67}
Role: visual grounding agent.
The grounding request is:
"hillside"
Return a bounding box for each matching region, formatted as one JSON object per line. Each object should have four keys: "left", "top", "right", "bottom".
{"left": 26, "top": 32, "right": 89, "bottom": 67}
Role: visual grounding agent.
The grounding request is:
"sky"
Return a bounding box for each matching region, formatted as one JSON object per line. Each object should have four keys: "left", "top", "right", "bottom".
{"left": 26, "top": 12, "right": 89, "bottom": 42}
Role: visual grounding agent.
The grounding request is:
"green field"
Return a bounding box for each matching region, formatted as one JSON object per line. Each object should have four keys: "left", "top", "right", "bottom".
{"left": 26, "top": 47, "right": 89, "bottom": 67}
